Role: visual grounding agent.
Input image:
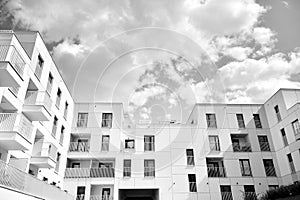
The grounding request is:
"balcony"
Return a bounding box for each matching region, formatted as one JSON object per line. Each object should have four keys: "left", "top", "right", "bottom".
{"left": 90, "top": 195, "right": 113, "bottom": 200}
{"left": 69, "top": 142, "right": 90, "bottom": 152}
{"left": 23, "top": 91, "right": 52, "bottom": 121}
{"left": 221, "top": 192, "right": 233, "bottom": 200}
{"left": 232, "top": 143, "right": 252, "bottom": 152}
{"left": 0, "top": 160, "right": 73, "bottom": 200}
{"left": 0, "top": 45, "right": 25, "bottom": 87}
{"left": 265, "top": 166, "right": 276, "bottom": 177}
{"left": 0, "top": 113, "right": 33, "bottom": 150}
{"left": 30, "top": 142, "right": 57, "bottom": 168}
{"left": 207, "top": 166, "right": 226, "bottom": 177}
{"left": 65, "top": 168, "right": 115, "bottom": 178}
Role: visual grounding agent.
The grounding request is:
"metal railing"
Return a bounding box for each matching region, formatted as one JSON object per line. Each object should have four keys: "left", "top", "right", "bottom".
{"left": 259, "top": 142, "right": 271, "bottom": 151}
{"left": 24, "top": 91, "right": 52, "bottom": 113}
{"left": 65, "top": 168, "right": 115, "bottom": 178}
{"left": 221, "top": 192, "right": 233, "bottom": 200}
{"left": 144, "top": 167, "right": 155, "bottom": 177}
{"left": 0, "top": 160, "right": 73, "bottom": 200}
{"left": 265, "top": 166, "right": 276, "bottom": 177}
{"left": 207, "top": 166, "right": 226, "bottom": 177}
{"left": 76, "top": 195, "right": 85, "bottom": 200}
{"left": 123, "top": 167, "right": 131, "bottom": 177}
{"left": 232, "top": 143, "right": 252, "bottom": 152}
{"left": 0, "top": 45, "right": 25, "bottom": 78}
{"left": 244, "top": 192, "right": 257, "bottom": 200}
{"left": 187, "top": 156, "right": 195, "bottom": 166}
{"left": 69, "top": 142, "right": 90, "bottom": 152}
{"left": 144, "top": 142, "right": 155, "bottom": 151}
{"left": 90, "top": 195, "right": 113, "bottom": 200}
{"left": 189, "top": 182, "right": 197, "bottom": 192}
{"left": 0, "top": 113, "right": 33, "bottom": 142}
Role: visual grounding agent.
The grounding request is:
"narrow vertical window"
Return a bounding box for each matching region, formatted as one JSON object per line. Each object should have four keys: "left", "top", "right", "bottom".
{"left": 236, "top": 114, "right": 245, "bottom": 128}
{"left": 186, "top": 149, "right": 195, "bottom": 166}
{"left": 253, "top": 114, "right": 262, "bottom": 128}
{"left": 209, "top": 136, "right": 220, "bottom": 151}
{"left": 206, "top": 113, "right": 217, "bottom": 128}
{"left": 59, "top": 126, "right": 65, "bottom": 145}
{"left": 239, "top": 159, "right": 252, "bottom": 176}
{"left": 188, "top": 174, "right": 197, "bottom": 192}
{"left": 35, "top": 54, "right": 44, "bottom": 79}
{"left": 77, "top": 113, "right": 88, "bottom": 127}
{"left": 287, "top": 153, "right": 296, "bottom": 173}
{"left": 123, "top": 159, "right": 131, "bottom": 177}
{"left": 144, "top": 160, "right": 155, "bottom": 177}
{"left": 144, "top": 135, "right": 155, "bottom": 151}
{"left": 274, "top": 105, "right": 281, "bottom": 122}
{"left": 102, "top": 113, "right": 113, "bottom": 128}
{"left": 258, "top": 136, "right": 270, "bottom": 151}
{"left": 281, "top": 128, "right": 288, "bottom": 146}
{"left": 64, "top": 102, "right": 68, "bottom": 119}
{"left": 76, "top": 186, "right": 85, "bottom": 200}
{"left": 292, "top": 119, "right": 300, "bottom": 136}
{"left": 56, "top": 88, "right": 62, "bottom": 108}
{"left": 52, "top": 116, "right": 58, "bottom": 137}
{"left": 263, "top": 159, "right": 276, "bottom": 177}
{"left": 101, "top": 135, "right": 110, "bottom": 151}
{"left": 46, "top": 73, "right": 53, "bottom": 94}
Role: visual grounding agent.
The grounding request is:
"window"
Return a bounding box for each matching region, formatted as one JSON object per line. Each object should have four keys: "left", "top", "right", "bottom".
{"left": 46, "top": 73, "right": 53, "bottom": 94}
{"left": 244, "top": 185, "right": 257, "bottom": 200}
{"left": 35, "top": 54, "right": 44, "bottom": 79}
{"left": 186, "top": 149, "right": 195, "bottom": 166}
{"left": 258, "top": 136, "right": 270, "bottom": 151}
{"left": 263, "top": 159, "right": 276, "bottom": 177}
{"left": 209, "top": 136, "right": 220, "bottom": 151}
{"left": 239, "top": 159, "right": 252, "bottom": 176}
{"left": 253, "top": 114, "right": 262, "bottom": 128}
{"left": 144, "top": 159, "right": 155, "bottom": 177}
{"left": 64, "top": 102, "right": 68, "bottom": 119}
{"left": 55, "top": 152, "right": 61, "bottom": 172}
{"left": 206, "top": 113, "right": 217, "bottom": 128}
{"left": 274, "top": 105, "right": 281, "bottom": 122}
{"left": 56, "top": 88, "right": 62, "bottom": 108}
{"left": 188, "top": 174, "right": 197, "bottom": 192}
{"left": 59, "top": 126, "right": 65, "bottom": 145}
{"left": 220, "top": 186, "right": 233, "bottom": 200}
{"left": 102, "top": 188, "right": 111, "bottom": 200}
{"left": 268, "top": 185, "right": 279, "bottom": 191}
{"left": 236, "top": 114, "right": 245, "bottom": 128}
{"left": 281, "top": 128, "right": 288, "bottom": 146}
{"left": 125, "top": 139, "right": 135, "bottom": 150}
{"left": 101, "top": 113, "right": 113, "bottom": 128}
{"left": 52, "top": 116, "right": 58, "bottom": 137}
{"left": 101, "top": 135, "right": 110, "bottom": 151}
{"left": 287, "top": 153, "right": 296, "bottom": 173}
{"left": 292, "top": 119, "right": 300, "bottom": 136}
{"left": 123, "top": 159, "right": 131, "bottom": 177}
{"left": 76, "top": 186, "right": 85, "bottom": 200}
{"left": 72, "top": 163, "right": 80, "bottom": 168}
{"left": 144, "top": 135, "right": 155, "bottom": 151}
{"left": 77, "top": 113, "right": 88, "bottom": 127}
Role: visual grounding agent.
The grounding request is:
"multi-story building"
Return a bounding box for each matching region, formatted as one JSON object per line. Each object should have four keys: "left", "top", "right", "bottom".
{"left": 0, "top": 30, "right": 74, "bottom": 200}
{"left": 64, "top": 89, "right": 300, "bottom": 200}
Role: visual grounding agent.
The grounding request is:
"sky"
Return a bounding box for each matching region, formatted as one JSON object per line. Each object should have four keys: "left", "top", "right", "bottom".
{"left": 1, "top": 0, "right": 300, "bottom": 124}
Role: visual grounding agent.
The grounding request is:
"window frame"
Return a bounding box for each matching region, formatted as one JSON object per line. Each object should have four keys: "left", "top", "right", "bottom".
{"left": 101, "top": 113, "right": 113, "bottom": 128}
{"left": 236, "top": 113, "right": 246, "bottom": 129}
{"left": 206, "top": 113, "right": 217, "bottom": 128}
{"left": 77, "top": 113, "right": 89, "bottom": 127}
{"left": 239, "top": 159, "right": 252, "bottom": 176}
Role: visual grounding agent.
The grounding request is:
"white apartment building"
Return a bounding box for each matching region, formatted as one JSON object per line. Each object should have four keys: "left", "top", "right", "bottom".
{"left": 64, "top": 89, "right": 300, "bottom": 200}
{"left": 0, "top": 30, "right": 74, "bottom": 200}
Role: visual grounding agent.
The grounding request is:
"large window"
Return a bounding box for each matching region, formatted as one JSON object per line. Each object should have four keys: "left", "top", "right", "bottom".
{"left": 263, "top": 159, "right": 276, "bottom": 177}
{"left": 244, "top": 185, "right": 257, "bottom": 200}
{"left": 186, "top": 149, "right": 195, "bottom": 166}
{"left": 144, "top": 135, "right": 155, "bottom": 151}
{"left": 209, "top": 135, "right": 220, "bottom": 151}
{"left": 144, "top": 160, "right": 155, "bottom": 177}
{"left": 239, "top": 159, "right": 252, "bottom": 176}
{"left": 236, "top": 114, "right": 245, "bottom": 128}
{"left": 274, "top": 105, "right": 281, "bottom": 122}
{"left": 206, "top": 113, "right": 217, "bottom": 128}
{"left": 220, "top": 186, "right": 233, "bottom": 200}
{"left": 56, "top": 88, "right": 62, "bottom": 108}
{"left": 123, "top": 159, "right": 131, "bottom": 177}
{"left": 287, "top": 153, "right": 296, "bottom": 174}
{"left": 281, "top": 128, "right": 288, "bottom": 147}
{"left": 253, "top": 114, "right": 262, "bottom": 128}
{"left": 102, "top": 113, "right": 113, "bottom": 128}
{"left": 77, "top": 113, "right": 88, "bottom": 127}
{"left": 292, "top": 119, "right": 300, "bottom": 136}
{"left": 258, "top": 136, "right": 270, "bottom": 151}
{"left": 76, "top": 186, "right": 85, "bottom": 200}
{"left": 188, "top": 174, "right": 197, "bottom": 192}
{"left": 101, "top": 135, "right": 110, "bottom": 151}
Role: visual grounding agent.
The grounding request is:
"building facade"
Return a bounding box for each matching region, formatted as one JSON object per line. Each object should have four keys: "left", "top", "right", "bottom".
{"left": 64, "top": 89, "right": 300, "bottom": 200}
{"left": 0, "top": 30, "right": 74, "bottom": 200}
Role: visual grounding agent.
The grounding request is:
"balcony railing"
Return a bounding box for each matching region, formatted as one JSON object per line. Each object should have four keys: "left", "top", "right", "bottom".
{"left": 0, "top": 113, "right": 33, "bottom": 141}
{"left": 207, "top": 166, "right": 226, "bottom": 177}
{"left": 189, "top": 182, "right": 197, "bottom": 192}
{"left": 24, "top": 91, "right": 52, "bottom": 113}
{"left": 244, "top": 192, "right": 257, "bottom": 200}
{"left": 65, "top": 168, "right": 115, "bottom": 178}
{"left": 265, "top": 166, "right": 276, "bottom": 177}
{"left": 90, "top": 195, "right": 113, "bottom": 200}
{"left": 232, "top": 143, "right": 252, "bottom": 152}
{"left": 69, "top": 142, "right": 90, "bottom": 152}
{"left": 0, "top": 160, "right": 73, "bottom": 200}
{"left": 0, "top": 45, "right": 25, "bottom": 78}
{"left": 259, "top": 142, "right": 271, "bottom": 151}
{"left": 221, "top": 192, "right": 233, "bottom": 200}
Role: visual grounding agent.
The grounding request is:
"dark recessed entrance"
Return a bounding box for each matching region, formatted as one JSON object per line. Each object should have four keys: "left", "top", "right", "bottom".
{"left": 119, "top": 189, "right": 159, "bottom": 200}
